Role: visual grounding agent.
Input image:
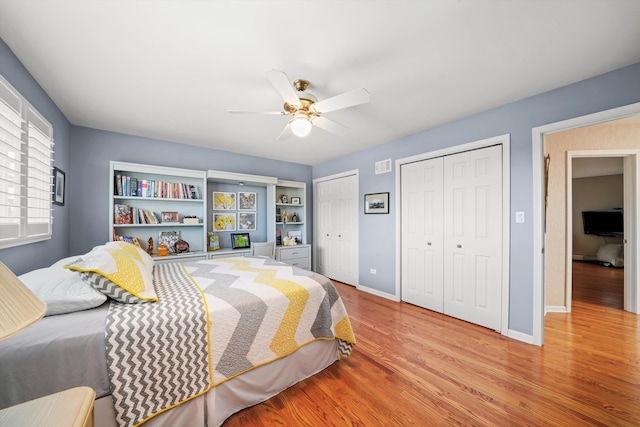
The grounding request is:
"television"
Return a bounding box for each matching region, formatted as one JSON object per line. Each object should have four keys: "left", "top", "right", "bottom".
{"left": 581, "top": 209, "right": 623, "bottom": 237}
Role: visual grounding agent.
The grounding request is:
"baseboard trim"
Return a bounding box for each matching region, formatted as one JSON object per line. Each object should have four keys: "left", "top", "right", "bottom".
{"left": 356, "top": 284, "right": 399, "bottom": 301}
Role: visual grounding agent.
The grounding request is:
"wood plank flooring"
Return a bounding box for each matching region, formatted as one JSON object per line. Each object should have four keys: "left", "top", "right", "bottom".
{"left": 224, "top": 262, "right": 639, "bottom": 426}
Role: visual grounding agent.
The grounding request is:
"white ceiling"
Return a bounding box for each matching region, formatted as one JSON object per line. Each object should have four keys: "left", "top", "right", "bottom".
{"left": 1, "top": 1, "right": 639, "bottom": 166}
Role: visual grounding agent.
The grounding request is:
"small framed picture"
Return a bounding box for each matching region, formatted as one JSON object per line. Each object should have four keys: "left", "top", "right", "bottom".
{"left": 53, "top": 167, "right": 65, "bottom": 206}
{"left": 213, "top": 191, "right": 236, "bottom": 210}
{"left": 238, "top": 192, "right": 256, "bottom": 210}
{"left": 161, "top": 211, "right": 179, "bottom": 223}
{"left": 364, "top": 192, "right": 389, "bottom": 214}
{"left": 213, "top": 213, "right": 236, "bottom": 231}
{"left": 231, "top": 232, "right": 251, "bottom": 249}
{"left": 238, "top": 212, "right": 256, "bottom": 230}
{"left": 290, "top": 196, "right": 301, "bottom": 205}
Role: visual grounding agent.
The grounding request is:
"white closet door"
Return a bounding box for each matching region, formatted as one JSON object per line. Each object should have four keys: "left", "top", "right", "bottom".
{"left": 443, "top": 145, "right": 502, "bottom": 330}
{"left": 401, "top": 157, "right": 444, "bottom": 312}
{"left": 315, "top": 174, "right": 358, "bottom": 285}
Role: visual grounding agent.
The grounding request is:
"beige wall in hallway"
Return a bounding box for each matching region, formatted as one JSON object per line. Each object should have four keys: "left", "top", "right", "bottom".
{"left": 543, "top": 118, "right": 640, "bottom": 308}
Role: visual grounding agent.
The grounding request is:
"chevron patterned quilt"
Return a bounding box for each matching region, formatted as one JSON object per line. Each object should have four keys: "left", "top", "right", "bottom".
{"left": 105, "top": 256, "right": 355, "bottom": 427}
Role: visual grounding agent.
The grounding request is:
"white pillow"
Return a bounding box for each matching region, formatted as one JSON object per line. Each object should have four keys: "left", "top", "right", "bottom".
{"left": 19, "top": 256, "right": 107, "bottom": 316}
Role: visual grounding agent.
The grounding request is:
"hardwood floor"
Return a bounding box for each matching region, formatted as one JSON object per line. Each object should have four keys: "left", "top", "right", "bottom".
{"left": 224, "top": 262, "right": 640, "bottom": 426}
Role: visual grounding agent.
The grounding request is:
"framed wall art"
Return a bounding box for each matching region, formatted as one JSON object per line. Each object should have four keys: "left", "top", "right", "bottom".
{"left": 364, "top": 192, "right": 389, "bottom": 214}
{"left": 213, "top": 213, "right": 236, "bottom": 231}
{"left": 53, "top": 167, "right": 65, "bottom": 206}
{"left": 213, "top": 191, "right": 236, "bottom": 210}
{"left": 238, "top": 192, "right": 256, "bottom": 210}
{"left": 238, "top": 212, "right": 256, "bottom": 230}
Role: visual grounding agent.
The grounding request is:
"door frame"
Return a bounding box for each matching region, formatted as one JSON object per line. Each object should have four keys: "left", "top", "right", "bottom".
{"left": 565, "top": 150, "right": 636, "bottom": 314}
{"left": 532, "top": 101, "right": 640, "bottom": 346}
{"left": 312, "top": 169, "right": 359, "bottom": 279}
{"left": 395, "top": 134, "right": 511, "bottom": 335}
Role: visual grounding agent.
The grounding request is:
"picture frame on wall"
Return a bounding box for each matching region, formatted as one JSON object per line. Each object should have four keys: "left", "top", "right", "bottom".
{"left": 53, "top": 167, "right": 65, "bottom": 206}
{"left": 238, "top": 192, "right": 256, "bottom": 210}
{"left": 238, "top": 212, "right": 256, "bottom": 230}
{"left": 213, "top": 191, "right": 236, "bottom": 210}
{"left": 364, "top": 192, "right": 389, "bottom": 214}
{"left": 231, "top": 232, "right": 251, "bottom": 249}
{"left": 213, "top": 213, "right": 236, "bottom": 231}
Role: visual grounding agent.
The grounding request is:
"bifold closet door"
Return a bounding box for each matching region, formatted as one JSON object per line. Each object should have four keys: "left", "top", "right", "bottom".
{"left": 443, "top": 145, "right": 502, "bottom": 331}
{"left": 401, "top": 145, "right": 502, "bottom": 331}
{"left": 315, "top": 174, "right": 358, "bottom": 285}
{"left": 401, "top": 157, "right": 444, "bottom": 312}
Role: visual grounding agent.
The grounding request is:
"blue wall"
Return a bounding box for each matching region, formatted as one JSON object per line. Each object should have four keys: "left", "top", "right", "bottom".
{"left": 0, "top": 38, "right": 72, "bottom": 274}
{"left": 313, "top": 62, "right": 640, "bottom": 335}
{"left": 68, "top": 126, "right": 311, "bottom": 257}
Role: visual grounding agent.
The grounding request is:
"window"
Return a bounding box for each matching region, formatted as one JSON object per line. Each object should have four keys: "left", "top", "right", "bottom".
{"left": 0, "top": 74, "right": 54, "bottom": 249}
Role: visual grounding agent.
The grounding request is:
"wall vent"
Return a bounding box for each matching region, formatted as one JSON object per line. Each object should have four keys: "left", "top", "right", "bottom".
{"left": 375, "top": 159, "right": 392, "bottom": 175}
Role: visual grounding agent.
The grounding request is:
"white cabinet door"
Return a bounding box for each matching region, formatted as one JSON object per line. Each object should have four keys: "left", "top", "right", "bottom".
{"left": 401, "top": 157, "right": 444, "bottom": 312}
{"left": 443, "top": 145, "right": 502, "bottom": 330}
{"left": 314, "top": 174, "right": 358, "bottom": 285}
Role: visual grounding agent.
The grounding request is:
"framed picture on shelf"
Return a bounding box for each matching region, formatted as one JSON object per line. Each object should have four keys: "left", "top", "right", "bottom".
{"left": 238, "top": 212, "right": 256, "bottom": 230}
{"left": 213, "top": 191, "right": 236, "bottom": 210}
{"left": 161, "top": 211, "right": 179, "bottom": 223}
{"left": 53, "top": 167, "right": 65, "bottom": 206}
{"left": 231, "top": 232, "right": 251, "bottom": 250}
{"left": 364, "top": 192, "right": 389, "bottom": 214}
{"left": 290, "top": 196, "right": 301, "bottom": 205}
{"left": 213, "top": 213, "right": 236, "bottom": 231}
{"left": 238, "top": 192, "right": 256, "bottom": 210}
{"left": 158, "top": 230, "right": 180, "bottom": 254}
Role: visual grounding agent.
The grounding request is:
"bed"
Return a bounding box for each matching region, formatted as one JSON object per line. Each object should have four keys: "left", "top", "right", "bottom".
{"left": 0, "top": 241, "right": 355, "bottom": 427}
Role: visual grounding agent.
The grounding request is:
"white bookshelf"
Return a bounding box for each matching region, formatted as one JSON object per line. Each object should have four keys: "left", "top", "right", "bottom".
{"left": 109, "top": 161, "right": 207, "bottom": 261}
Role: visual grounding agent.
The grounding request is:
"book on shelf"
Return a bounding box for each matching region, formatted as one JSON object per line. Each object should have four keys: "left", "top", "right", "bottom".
{"left": 114, "top": 204, "right": 132, "bottom": 224}
{"left": 114, "top": 172, "right": 201, "bottom": 200}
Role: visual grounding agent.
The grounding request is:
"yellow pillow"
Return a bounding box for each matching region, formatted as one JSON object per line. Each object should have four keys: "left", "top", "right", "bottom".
{"left": 65, "top": 241, "right": 157, "bottom": 303}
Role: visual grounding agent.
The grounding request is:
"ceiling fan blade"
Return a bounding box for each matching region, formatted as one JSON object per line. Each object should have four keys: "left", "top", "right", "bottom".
{"left": 312, "top": 116, "right": 349, "bottom": 136}
{"left": 277, "top": 123, "right": 294, "bottom": 141}
{"left": 228, "top": 110, "right": 286, "bottom": 115}
{"left": 265, "top": 69, "right": 300, "bottom": 107}
{"left": 312, "top": 88, "right": 370, "bottom": 113}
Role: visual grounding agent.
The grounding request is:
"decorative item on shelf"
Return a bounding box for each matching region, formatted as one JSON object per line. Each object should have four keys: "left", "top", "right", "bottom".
{"left": 157, "top": 243, "right": 169, "bottom": 256}
{"left": 158, "top": 230, "right": 180, "bottom": 254}
{"left": 283, "top": 236, "right": 297, "bottom": 246}
{"left": 290, "top": 196, "right": 300, "bottom": 205}
{"left": 291, "top": 212, "right": 298, "bottom": 223}
{"left": 280, "top": 194, "right": 288, "bottom": 203}
{"left": 161, "top": 211, "right": 179, "bottom": 223}
{"left": 147, "top": 237, "right": 153, "bottom": 256}
{"left": 174, "top": 239, "right": 190, "bottom": 253}
{"left": 282, "top": 210, "right": 289, "bottom": 223}
{"left": 183, "top": 215, "right": 199, "bottom": 224}
{"left": 276, "top": 229, "right": 282, "bottom": 246}
{"left": 288, "top": 230, "right": 302, "bottom": 244}
{"left": 231, "top": 232, "right": 251, "bottom": 249}
{"left": 208, "top": 232, "right": 220, "bottom": 251}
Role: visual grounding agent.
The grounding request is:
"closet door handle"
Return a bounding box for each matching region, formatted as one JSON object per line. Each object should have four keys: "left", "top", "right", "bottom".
{"left": 427, "top": 242, "right": 432, "bottom": 246}
{"left": 456, "top": 244, "right": 462, "bottom": 248}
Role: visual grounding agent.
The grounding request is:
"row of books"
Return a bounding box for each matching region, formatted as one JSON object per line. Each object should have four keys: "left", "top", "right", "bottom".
{"left": 114, "top": 174, "right": 201, "bottom": 199}
{"left": 114, "top": 204, "right": 162, "bottom": 225}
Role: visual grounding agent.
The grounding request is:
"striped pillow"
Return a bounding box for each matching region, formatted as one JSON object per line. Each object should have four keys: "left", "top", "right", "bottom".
{"left": 65, "top": 241, "right": 157, "bottom": 303}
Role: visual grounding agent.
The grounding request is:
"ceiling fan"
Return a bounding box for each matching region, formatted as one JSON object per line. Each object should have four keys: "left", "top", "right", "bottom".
{"left": 228, "top": 69, "right": 370, "bottom": 140}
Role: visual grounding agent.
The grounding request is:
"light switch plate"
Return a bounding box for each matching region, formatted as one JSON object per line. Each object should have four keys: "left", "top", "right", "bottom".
{"left": 515, "top": 211, "right": 525, "bottom": 223}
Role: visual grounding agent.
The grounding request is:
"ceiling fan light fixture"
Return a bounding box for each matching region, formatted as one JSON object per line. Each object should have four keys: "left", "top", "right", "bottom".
{"left": 290, "top": 112, "right": 312, "bottom": 137}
